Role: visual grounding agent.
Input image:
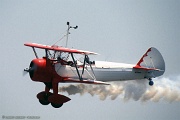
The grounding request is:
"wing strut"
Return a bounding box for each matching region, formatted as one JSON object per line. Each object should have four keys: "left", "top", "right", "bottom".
{"left": 85, "top": 55, "right": 96, "bottom": 80}
{"left": 45, "top": 49, "right": 48, "bottom": 58}
{"left": 70, "top": 53, "right": 96, "bottom": 81}
{"left": 32, "top": 47, "right": 38, "bottom": 58}
{"left": 70, "top": 53, "right": 82, "bottom": 81}
{"left": 81, "top": 55, "right": 87, "bottom": 78}
{"left": 89, "top": 63, "right": 96, "bottom": 80}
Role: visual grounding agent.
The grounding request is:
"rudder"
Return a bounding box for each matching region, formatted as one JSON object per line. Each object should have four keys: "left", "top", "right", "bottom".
{"left": 134, "top": 47, "right": 165, "bottom": 77}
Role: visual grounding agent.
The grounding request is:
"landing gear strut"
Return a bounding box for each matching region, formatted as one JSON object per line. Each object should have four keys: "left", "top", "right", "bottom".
{"left": 37, "top": 91, "right": 70, "bottom": 108}
{"left": 36, "top": 82, "right": 71, "bottom": 108}
{"left": 148, "top": 78, "right": 154, "bottom": 86}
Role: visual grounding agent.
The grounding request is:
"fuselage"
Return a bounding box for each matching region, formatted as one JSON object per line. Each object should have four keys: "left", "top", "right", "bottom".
{"left": 23, "top": 36, "right": 166, "bottom": 108}
{"left": 55, "top": 61, "right": 151, "bottom": 81}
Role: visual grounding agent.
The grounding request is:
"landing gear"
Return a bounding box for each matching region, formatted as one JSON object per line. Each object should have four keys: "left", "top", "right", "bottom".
{"left": 36, "top": 82, "right": 71, "bottom": 108}
{"left": 48, "top": 94, "right": 70, "bottom": 108}
{"left": 37, "top": 91, "right": 70, "bottom": 108}
{"left": 37, "top": 91, "right": 52, "bottom": 105}
{"left": 51, "top": 103, "right": 63, "bottom": 108}
{"left": 39, "top": 99, "right": 49, "bottom": 105}
{"left": 148, "top": 78, "right": 154, "bottom": 86}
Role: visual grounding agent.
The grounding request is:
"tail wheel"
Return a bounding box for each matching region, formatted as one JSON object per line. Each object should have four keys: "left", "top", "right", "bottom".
{"left": 149, "top": 80, "right": 154, "bottom": 86}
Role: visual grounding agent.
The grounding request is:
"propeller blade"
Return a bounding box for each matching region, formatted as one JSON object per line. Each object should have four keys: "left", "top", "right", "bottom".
{"left": 23, "top": 63, "right": 37, "bottom": 76}
{"left": 23, "top": 70, "right": 28, "bottom": 76}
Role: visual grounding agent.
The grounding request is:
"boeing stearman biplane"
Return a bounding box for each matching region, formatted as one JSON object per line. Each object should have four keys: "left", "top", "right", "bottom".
{"left": 24, "top": 22, "right": 165, "bottom": 108}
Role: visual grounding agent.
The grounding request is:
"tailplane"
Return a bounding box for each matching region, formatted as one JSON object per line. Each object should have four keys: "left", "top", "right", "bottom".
{"left": 134, "top": 47, "right": 165, "bottom": 78}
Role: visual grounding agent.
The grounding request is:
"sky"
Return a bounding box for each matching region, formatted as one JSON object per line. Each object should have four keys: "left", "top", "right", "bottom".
{"left": 0, "top": 0, "right": 180, "bottom": 120}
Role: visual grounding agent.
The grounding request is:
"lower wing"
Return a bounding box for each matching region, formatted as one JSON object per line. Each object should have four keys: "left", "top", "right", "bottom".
{"left": 63, "top": 78, "right": 110, "bottom": 85}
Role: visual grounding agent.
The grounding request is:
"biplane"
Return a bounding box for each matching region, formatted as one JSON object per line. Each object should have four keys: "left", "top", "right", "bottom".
{"left": 24, "top": 23, "right": 165, "bottom": 108}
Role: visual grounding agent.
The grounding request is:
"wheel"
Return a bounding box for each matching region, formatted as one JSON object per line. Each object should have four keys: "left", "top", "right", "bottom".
{"left": 48, "top": 94, "right": 70, "bottom": 108}
{"left": 149, "top": 80, "right": 154, "bottom": 86}
{"left": 39, "top": 99, "right": 50, "bottom": 105}
{"left": 37, "top": 91, "right": 52, "bottom": 105}
{"left": 51, "top": 103, "right": 63, "bottom": 108}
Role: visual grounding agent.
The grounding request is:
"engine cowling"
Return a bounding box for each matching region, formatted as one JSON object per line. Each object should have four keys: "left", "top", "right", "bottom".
{"left": 29, "top": 58, "right": 52, "bottom": 82}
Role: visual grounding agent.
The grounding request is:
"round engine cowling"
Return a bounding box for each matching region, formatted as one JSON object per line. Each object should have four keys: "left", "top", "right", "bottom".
{"left": 29, "top": 58, "right": 52, "bottom": 82}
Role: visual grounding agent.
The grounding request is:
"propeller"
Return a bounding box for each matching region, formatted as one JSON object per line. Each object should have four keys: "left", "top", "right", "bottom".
{"left": 23, "top": 62, "right": 37, "bottom": 78}
{"left": 23, "top": 68, "right": 28, "bottom": 76}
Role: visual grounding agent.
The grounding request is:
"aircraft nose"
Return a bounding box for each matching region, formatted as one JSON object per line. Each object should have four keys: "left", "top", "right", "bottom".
{"left": 28, "top": 61, "right": 37, "bottom": 79}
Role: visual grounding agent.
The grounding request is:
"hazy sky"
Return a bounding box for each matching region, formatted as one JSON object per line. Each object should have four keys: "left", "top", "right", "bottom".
{"left": 1, "top": 0, "right": 180, "bottom": 120}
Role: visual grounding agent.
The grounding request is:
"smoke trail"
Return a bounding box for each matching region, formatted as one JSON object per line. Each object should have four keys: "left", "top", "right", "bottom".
{"left": 59, "top": 75, "right": 180, "bottom": 102}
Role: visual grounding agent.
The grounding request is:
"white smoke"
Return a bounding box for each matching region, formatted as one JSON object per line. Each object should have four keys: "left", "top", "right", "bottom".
{"left": 59, "top": 75, "right": 180, "bottom": 102}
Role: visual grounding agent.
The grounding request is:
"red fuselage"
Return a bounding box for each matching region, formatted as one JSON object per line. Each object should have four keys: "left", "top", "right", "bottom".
{"left": 29, "top": 58, "right": 63, "bottom": 83}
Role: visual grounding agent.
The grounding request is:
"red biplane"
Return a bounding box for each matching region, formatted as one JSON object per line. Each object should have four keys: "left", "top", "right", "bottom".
{"left": 24, "top": 23, "right": 165, "bottom": 108}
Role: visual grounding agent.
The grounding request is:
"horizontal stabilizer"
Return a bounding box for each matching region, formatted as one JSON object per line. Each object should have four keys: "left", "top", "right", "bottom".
{"left": 133, "top": 66, "right": 161, "bottom": 71}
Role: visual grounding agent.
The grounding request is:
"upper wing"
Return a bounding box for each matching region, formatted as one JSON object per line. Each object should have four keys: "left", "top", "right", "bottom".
{"left": 24, "top": 43, "right": 98, "bottom": 55}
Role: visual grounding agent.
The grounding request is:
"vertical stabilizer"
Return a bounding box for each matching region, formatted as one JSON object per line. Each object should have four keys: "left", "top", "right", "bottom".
{"left": 134, "top": 47, "right": 165, "bottom": 77}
